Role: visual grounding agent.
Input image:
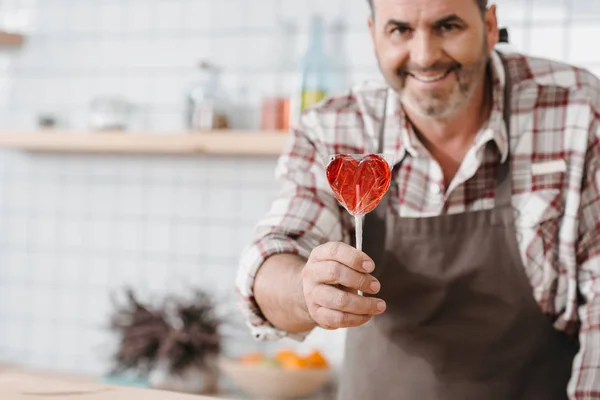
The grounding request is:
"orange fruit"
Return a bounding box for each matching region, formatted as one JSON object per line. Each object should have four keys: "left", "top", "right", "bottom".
{"left": 239, "top": 352, "right": 264, "bottom": 364}
{"left": 305, "top": 350, "right": 328, "bottom": 368}
{"left": 275, "top": 349, "right": 297, "bottom": 364}
{"left": 280, "top": 354, "right": 309, "bottom": 370}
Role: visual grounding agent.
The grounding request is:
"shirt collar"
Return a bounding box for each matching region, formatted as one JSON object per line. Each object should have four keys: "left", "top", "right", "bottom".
{"left": 484, "top": 50, "right": 510, "bottom": 164}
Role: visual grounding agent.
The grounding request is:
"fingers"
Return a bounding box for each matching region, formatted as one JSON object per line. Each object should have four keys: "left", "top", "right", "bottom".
{"left": 310, "top": 242, "right": 375, "bottom": 273}
{"left": 313, "top": 285, "right": 386, "bottom": 316}
{"left": 313, "top": 307, "right": 373, "bottom": 330}
{"left": 313, "top": 261, "right": 380, "bottom": 295}
{"left": 303, "top": 242, "right": 385, "bottom": 331}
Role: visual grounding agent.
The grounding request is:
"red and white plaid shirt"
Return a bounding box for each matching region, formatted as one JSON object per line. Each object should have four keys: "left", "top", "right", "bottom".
{"left": 236, "top": 50, "right": 600, "bottom": 398}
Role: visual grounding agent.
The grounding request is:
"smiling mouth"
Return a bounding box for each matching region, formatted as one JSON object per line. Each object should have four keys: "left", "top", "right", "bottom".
{"left": 408, "top": 69, "right": 454, "bottom": 83}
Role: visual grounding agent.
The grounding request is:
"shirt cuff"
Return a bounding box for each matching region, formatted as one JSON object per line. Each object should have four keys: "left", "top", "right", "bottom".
{"left": 235, "top": 237, "right": 313, "bottom": 342}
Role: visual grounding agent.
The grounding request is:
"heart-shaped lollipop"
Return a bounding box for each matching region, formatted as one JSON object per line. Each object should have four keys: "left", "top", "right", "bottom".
{"left": 326, "top": 153, "right": 392, "bottom": 296}
{"left": 326, "top": 154, "right": 392, "bottom": 216}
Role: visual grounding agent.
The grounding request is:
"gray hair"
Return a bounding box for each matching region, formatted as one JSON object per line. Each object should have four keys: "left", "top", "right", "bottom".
{"left": 366, "top": 0, "right": 488, "bottom": 14}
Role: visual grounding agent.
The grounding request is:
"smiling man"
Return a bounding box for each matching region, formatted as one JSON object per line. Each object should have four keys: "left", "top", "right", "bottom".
{"left": 236, "top": 0, "right": 600, "bottom": 398}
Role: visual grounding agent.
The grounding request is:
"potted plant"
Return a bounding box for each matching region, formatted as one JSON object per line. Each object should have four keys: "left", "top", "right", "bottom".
{"left": 109, "top": 288, "right": 222, "bottom": 395}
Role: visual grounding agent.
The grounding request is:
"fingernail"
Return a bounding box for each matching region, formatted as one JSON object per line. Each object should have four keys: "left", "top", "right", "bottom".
{"left": 377, "top": 301, "right": 386, "bottom": 312}
{"left": 370, "top": 280, "right": 380, "bottom": 293}
{"left": 362, "top": 261, "right": 374, "bottom": 272}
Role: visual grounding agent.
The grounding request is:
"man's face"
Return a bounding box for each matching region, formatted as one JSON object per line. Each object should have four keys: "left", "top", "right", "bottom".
{"left": 369, "top": 0, "right": 499, "bottom": 120}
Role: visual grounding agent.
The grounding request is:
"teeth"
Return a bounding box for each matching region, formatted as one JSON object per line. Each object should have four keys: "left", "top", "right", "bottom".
{"left": 412, "top": 71, "right": 448, "bottom": 82}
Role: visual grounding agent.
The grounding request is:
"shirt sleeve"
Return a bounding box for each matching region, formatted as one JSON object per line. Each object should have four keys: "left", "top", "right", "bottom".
{"left": 235, "top": 112, "right": 351, "bottom": 341}
{"left": 569, "top": 117, "right": 600, "bottom": 398}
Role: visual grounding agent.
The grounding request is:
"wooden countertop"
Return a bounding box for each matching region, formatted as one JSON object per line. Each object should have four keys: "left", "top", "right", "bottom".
{"left": 0, "top": 364, "right": 230, "bottom": 399}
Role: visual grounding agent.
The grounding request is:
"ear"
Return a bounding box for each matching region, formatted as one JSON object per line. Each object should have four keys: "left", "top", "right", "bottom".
{"left": 484, "top": 5, "right": 499, "bottom": 50}
{"left": 368, "top": 14, "right": 375, "bottom": 41}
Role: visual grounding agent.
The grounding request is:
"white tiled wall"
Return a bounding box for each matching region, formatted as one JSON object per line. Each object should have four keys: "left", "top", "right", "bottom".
{"left": 0, "top": 0, "right": 600, "bottom": 379}
{"left": 0, "top": 151, "right": 280, "bottom": 374}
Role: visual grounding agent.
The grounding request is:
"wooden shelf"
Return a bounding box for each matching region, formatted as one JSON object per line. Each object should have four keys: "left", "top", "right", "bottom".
{"left": 0, "top": 32, "right": 24, "bottom": 46}
{"left": 0, "top": 131, "right": 289, "bottom": 156}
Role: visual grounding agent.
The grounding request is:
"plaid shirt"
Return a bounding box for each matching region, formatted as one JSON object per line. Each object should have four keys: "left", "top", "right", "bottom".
{"left": 236, "top": 50, "right": 600, "bottom": 398}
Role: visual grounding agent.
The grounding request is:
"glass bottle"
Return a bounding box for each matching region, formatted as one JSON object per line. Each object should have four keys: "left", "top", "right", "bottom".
{"left": 298, "top": 15, "right": 332, "bottom": 112}
{"left": 186, "top": 62, "right": 229, "bottom": 131}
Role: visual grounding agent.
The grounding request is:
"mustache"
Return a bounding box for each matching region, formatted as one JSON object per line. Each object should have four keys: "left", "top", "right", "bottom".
{"left": 397, "top": 62, "right": 461, "bottom": 76}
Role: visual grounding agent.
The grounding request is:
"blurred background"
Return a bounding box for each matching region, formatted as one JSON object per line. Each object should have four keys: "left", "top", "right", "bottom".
{"left": 0, "top": 0, "right": 597, "bottom": 398}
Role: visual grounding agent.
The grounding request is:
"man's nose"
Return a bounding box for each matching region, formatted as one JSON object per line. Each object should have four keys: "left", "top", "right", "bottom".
{"left": 409, "top": 31, "right": 442, "bottom": 70}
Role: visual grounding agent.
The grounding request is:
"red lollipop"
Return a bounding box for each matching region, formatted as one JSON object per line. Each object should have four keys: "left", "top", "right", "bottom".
{"left": 326, "top": 154, "right": 392, "bottom": 216}
{"left": 326, "top": 153, "right": 392, "bottom": 296}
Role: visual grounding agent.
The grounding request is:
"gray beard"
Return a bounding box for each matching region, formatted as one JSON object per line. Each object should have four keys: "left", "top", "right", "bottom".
{"left": 394, "top": 39, "right": 490, "bottom": 120}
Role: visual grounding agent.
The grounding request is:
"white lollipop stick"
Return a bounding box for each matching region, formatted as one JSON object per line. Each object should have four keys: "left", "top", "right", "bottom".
{"left": 355, "top": 183, "right": 365, "bottom": 296}
{"left": 355, "top": 214, "right": 363, "bottom": 253}
{"left": 355, "top": 216, "right": 365, "bottom": 296}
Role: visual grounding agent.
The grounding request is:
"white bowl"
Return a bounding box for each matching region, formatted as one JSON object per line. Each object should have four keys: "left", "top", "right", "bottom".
{"left": 219, "top": 357, "right": 333, "bottom": 399}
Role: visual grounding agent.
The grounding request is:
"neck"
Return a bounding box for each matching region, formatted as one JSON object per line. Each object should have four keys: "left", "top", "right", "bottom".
{"left": 403, "top": 66, "right": 493, "bottom": 185}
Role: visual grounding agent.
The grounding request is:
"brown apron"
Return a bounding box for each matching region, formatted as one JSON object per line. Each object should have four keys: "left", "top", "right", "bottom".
{"left": 338, "top": 53, "right": 579, "bottom": 399}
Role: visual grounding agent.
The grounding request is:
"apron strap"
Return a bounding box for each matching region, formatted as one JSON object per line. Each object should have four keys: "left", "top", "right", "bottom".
{"left": 377, "top": 90, "right": 388, "bottom": 154}
{"left": 494, "top": 51, "right": 513, "bottom": 208}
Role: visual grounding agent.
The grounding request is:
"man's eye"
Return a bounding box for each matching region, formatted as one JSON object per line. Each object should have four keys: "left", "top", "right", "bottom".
{"left": 392, "top": 27, "right": 410, "bottom": 36}
{"left": 440, "top": 23, "right": 458, "bottom": 32}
